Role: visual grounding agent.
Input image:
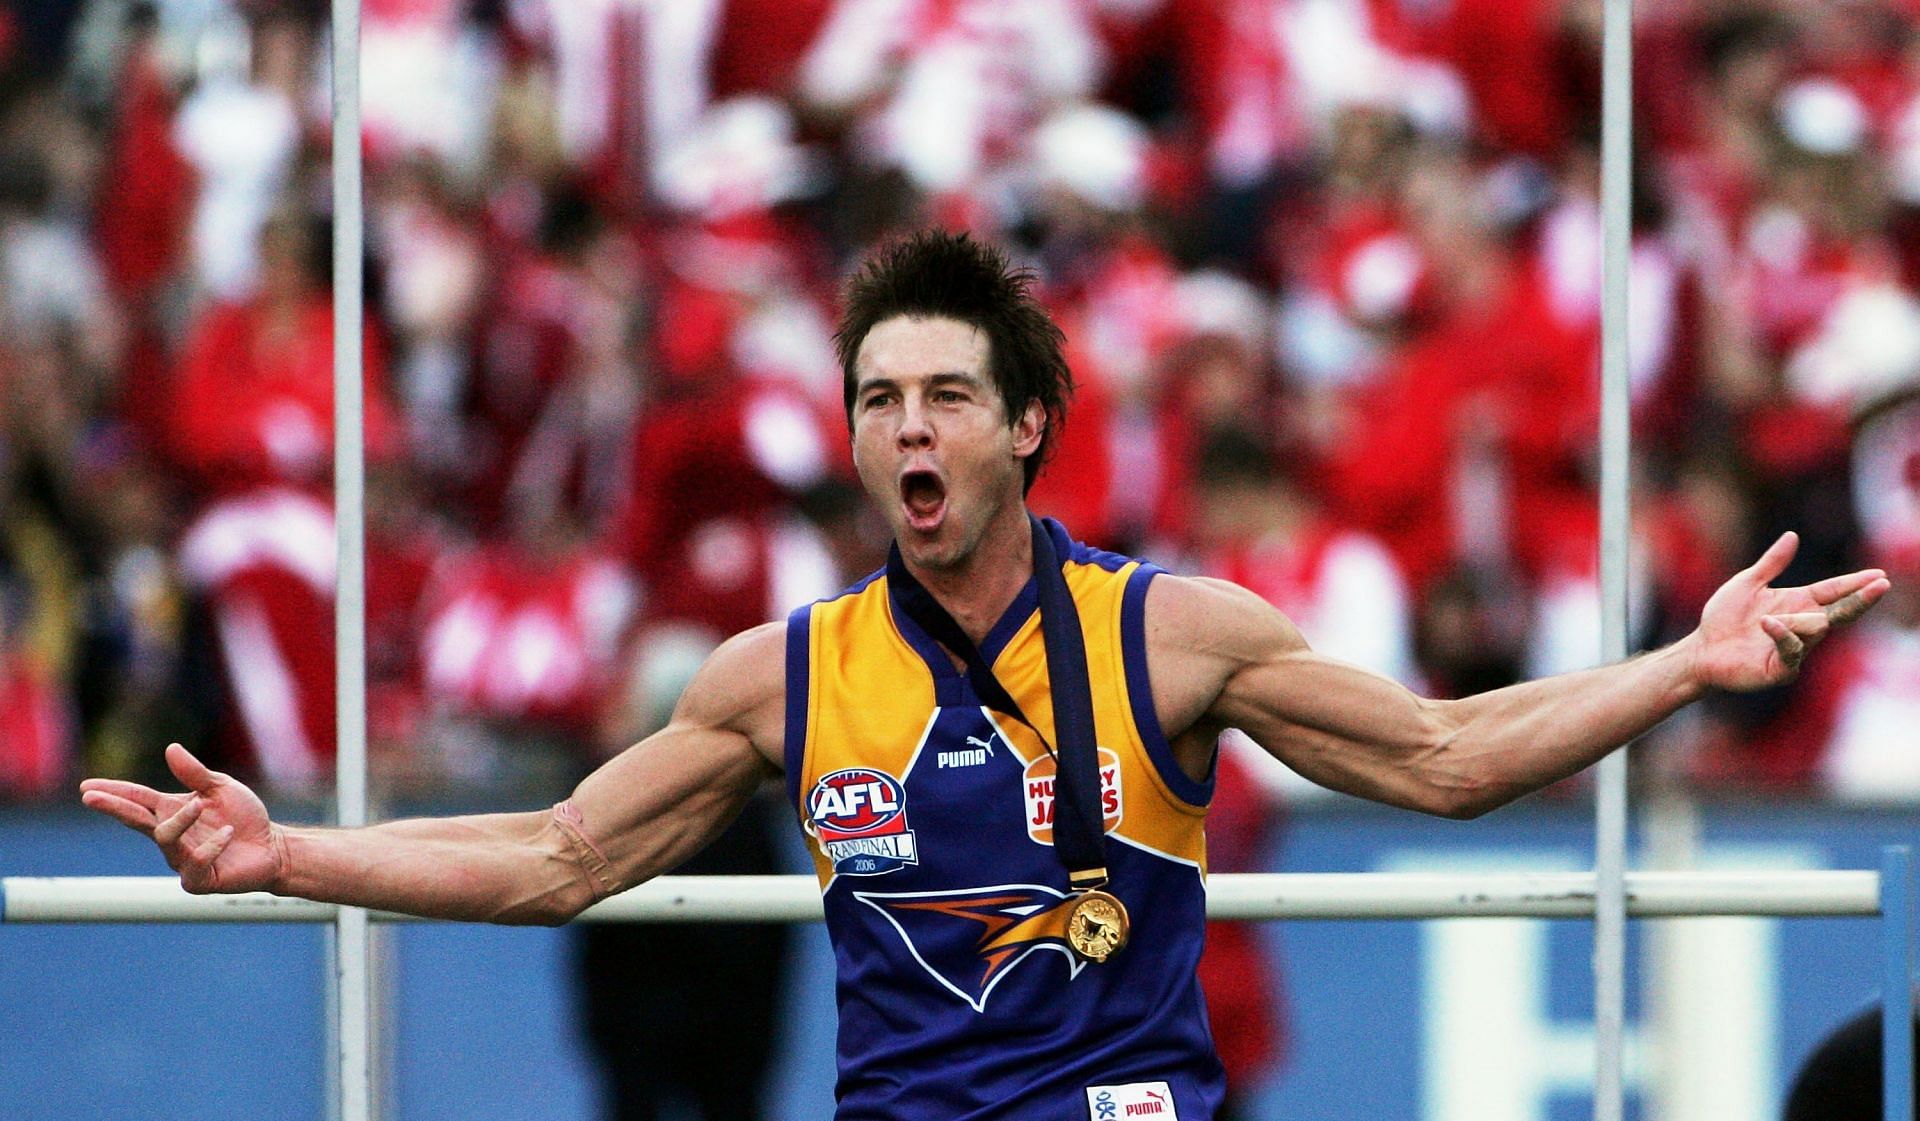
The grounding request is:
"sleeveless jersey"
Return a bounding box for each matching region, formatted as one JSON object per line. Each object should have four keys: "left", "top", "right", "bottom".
{"left": 784, "top": 519, "right": 1226, "bottom": 1120}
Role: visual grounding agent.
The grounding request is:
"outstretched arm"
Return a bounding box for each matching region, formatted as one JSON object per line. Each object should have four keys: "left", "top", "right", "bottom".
{"left": 79, "top": 622, "right": 786, "bottom": 925}
{"left": 1154, "top": 533, "right": 1889, "bottom": 819}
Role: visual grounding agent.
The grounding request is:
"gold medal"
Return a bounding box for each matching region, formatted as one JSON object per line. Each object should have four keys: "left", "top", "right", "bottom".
{"left": 1064, "top": 889, "right": 1130, "bottom": 963}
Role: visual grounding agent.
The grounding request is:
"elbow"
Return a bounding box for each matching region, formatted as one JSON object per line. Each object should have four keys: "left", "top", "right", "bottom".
{"left": 1420, "top": 755, "right": 1530, "bottom": 819}
{"left": 529, "top": 900, "right": 587, "bottom": 927}
{"left": 1411, "top": 713, "right": 1507, "bottom": 820}
{"left": 500, "top": 803, "right": 625, "bottom": 925}
{"left": 534, "top": 876, "right": 604, "bottom": 926}
{"left": 486, "top": 844, "right": 604, "bottom": 926}
{"left": 520, "top": 888, "right": 590, "bottom": 926}
{"left": 492, "top": 886, "right": 594, "bottom": 927}
{"left": 1430, "top": 785, "right": 1503, "bottom": 821}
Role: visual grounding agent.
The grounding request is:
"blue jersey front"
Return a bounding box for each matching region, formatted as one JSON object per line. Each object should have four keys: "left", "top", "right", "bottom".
{"left": 785, "top": 523, "right": 1227, "bottom": 1120}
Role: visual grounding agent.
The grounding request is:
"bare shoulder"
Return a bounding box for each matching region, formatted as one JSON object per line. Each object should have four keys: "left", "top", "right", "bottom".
{"left": 1139, "top": 573, "right": 1308, "bottom": 742}
{"left": 1143, "top": 573, "right": 1308, "bottom": 661}
{"left": 674, "top": 620, "right": 788, "bottom": 765}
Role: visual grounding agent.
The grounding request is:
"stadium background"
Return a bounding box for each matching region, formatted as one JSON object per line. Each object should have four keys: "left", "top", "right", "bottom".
{"left": 1, "top": 0, "right": 1919, "bottom": 1117}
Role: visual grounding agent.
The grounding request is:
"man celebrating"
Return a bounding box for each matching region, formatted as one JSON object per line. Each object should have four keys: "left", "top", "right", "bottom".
{"left": 83, "top": 231, "right": 1888, "bottom": 1120}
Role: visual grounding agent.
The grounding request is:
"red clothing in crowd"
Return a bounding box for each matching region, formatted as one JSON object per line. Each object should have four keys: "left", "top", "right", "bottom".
{"left": 1815, "top": 625, "right": 1920, "bottom": 798}
{"left": 168, "top": 299, "right": 399, "bottom": 493}
{"left": 0, "top": 652, "right": 69, "bottom": 799}
{"left": 472, "top": 254, "right": 589, "bottom": 523}
{"left": 1392, "top": 0, "right": 1576, "bottom": 158}
{"left": 707, "top": 0, "right": 833, "bottom": 99}
{"left": 612, "top": 379, "right": 835, "bottom": 637}
{"left": 178, "top": 489, "right": 338, "bottom": 788}
{"left": 469, "top": 248, "right": 643, "bottom": 530}
{"left": 1037, "top": 236, "right": 1193, "bottom": 547}
{"left": 1161, "top": 0, "right": 1314, "bottom": 184}
{"left": 365, "top": 524, "right": 445, "bottom": 750}
{"left": 420, "top": 544, "right": 636, "bottom": 733}
{"left": 1201, "top": 514, "right": 1415, "bottom": 683}
{"left": 1691, "top": 635, "right": 1858, "bottom": 790}
{"left": 502, "top": 0, "right": 725, "bottom": 209}
{"left": 94, "top": 36, "right": 193, "bottom": 303}
{"left": 1150, "top": 0, "right": 1579, "bottom": 185}
{"left": 96, "top": 34, "right": 196, "bottom": 454}
{"left": 1328, "top": 264, "right": 1599, "bottom": 590}
{"left": 1027, "top": 331, "right": 1117, "bottom": 545}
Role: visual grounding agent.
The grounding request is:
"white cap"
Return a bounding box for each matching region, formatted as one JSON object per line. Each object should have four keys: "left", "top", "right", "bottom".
{"left": 656, "top": 97, "right": 823, "bottom": 219}
{"left": 1344, "top": 233, "right": 1424, "bottom": 323}
{"left": 1788, "top": 280, "right": 1920, "bottom": 408}
{"left": 1777, "top": 78, "right": 1870, "bottom": 156}
{"left": 1174, "top": 270, "right": 1270, "bottom": 352}
{"left": 1031, "top": 102, "right": 1150, "bottom": 213}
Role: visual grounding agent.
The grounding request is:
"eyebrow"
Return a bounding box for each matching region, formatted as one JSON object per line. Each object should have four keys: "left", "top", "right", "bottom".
{"left": 854, "top": 371, "right": 986, "bottom": 395}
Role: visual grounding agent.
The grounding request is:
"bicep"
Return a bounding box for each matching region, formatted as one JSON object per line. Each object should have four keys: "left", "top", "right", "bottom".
{"left": 566, "top": 622, "right": 786, "bottom": 888}
{"left": 1212, "top": 647, "right": 1453, "bottom": 812}
{"left": 1162, "top": 577, "right": 1453, "bottom": 813}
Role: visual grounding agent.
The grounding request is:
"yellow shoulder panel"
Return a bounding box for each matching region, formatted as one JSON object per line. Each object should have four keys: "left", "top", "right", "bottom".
{"left": 799, "top": 577, "right": 939, "bottom": 882}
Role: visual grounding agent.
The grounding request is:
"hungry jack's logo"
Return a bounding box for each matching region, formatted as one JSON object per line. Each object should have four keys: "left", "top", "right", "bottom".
{"left": 853, "top": 885, "right": 1088, "bottom": 1011}
{"left": 1023, "top": 748, "right": 1123, "bottom": 844}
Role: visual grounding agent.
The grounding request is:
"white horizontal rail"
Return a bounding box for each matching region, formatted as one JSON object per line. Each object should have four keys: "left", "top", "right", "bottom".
{"left": 0, "top": 870, "right": 1882, "bottom": 924}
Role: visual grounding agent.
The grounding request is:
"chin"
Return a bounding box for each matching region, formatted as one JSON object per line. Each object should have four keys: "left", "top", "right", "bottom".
{"left": 897, "top": 531, "right": 963, "bottom": 570}
{"left": 896, "top": 514, "right": 983, "bottom": 570}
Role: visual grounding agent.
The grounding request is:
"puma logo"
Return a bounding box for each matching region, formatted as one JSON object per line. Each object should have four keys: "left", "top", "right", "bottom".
{"left": 939, "top": 734, "right": 999, "bottom": 770}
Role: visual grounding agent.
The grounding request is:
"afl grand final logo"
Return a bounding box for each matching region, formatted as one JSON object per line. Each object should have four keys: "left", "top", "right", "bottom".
{"left": 807, "top": 768, "right": 918, "bottom": 876}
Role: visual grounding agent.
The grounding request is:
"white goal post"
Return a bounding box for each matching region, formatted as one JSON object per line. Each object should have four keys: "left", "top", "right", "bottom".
{"left": 0, "top": 869, "right": 1890, "bottom": 924}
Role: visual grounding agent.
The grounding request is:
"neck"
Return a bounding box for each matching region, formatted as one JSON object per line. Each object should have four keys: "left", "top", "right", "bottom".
{"left": 901, "top": 502, "right": 1035, "bottom": 647}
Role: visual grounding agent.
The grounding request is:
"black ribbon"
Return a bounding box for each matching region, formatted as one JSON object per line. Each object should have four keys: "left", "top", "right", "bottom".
{"left": 886, "top": 516, "right": 1111, "bottom": 888}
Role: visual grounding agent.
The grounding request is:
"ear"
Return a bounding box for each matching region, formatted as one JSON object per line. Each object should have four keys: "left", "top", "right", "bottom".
{"left": 1011, "top": 399, "right": 1046, "bottom": 461}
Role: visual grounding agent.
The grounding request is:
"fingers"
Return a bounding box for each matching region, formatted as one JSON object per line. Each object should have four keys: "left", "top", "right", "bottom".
{"left": 189, "top": 825, "right": 236, "bottom": 868}
{"left": 1773, "top": 610, "right": 1830, "bottom": 639}
{"left": 165, "top": 743, "right": 222, "bottom": 794}
{"left": 82, "top": 744, "right": 220, "bottom": 804}
{"left": 77, "top": 777, "right": 166, "bottom": 813}
{"left": 152, "top": 796, "right": 204, "bottom": 847}
{"left": 1803, "top": 568, "right": 1887, "bottom": 606}
{"left": 1759, "top": 615, "right": 1808, "bottom": 671}
{"left": 80, "top": 789, "right": 160, "bottom": 832}
{"left": 1746, "top": 531, "right": 1800, "bottom": 588}
{"left": 1825, "top": 577, "right": 1893, "bottom": 626}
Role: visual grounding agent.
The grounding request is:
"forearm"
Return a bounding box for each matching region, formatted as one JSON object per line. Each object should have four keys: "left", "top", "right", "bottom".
{"left": 1424, "top": 637, "right": 1705, "bottom": 814}
{"left": 1231, "top": 634, "right": 1707, "bottom": 819}
{"left": 274, "top": 810, "right": 597, "bottom": 925}
{"left": 1186, "top": 539, "right": 1888, "bottom": 820}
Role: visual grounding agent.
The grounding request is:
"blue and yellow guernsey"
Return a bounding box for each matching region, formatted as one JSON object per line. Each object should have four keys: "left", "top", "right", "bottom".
{"left": 783, "top": 519, "right": 1227, "bottom": 1121}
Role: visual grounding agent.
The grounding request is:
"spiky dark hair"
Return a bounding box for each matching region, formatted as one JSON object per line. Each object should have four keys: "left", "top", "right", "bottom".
{"left": 834, "top": 230, "right": 1073, "bottom": 493}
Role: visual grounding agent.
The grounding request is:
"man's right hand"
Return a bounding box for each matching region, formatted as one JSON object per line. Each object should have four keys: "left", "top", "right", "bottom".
{"left": 79, "top": 744, "right": 286, "bottom": 895}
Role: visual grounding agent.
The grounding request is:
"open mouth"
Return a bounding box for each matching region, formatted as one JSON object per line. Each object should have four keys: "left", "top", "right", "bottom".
{"left": 900, "top": 469, "right": 948, "bottom": 532}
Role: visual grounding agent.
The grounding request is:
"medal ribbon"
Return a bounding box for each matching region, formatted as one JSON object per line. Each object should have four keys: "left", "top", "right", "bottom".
{"left": 886, "top": 515, "right": 1112, "bottom": 890}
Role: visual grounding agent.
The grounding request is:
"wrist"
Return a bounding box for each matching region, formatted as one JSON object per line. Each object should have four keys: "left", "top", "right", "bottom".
{"left": 269, "top": 824, "right": 301, "bottom": 895}
{"left": 1666, "top": 632, "right": 1711, "bottom": 704}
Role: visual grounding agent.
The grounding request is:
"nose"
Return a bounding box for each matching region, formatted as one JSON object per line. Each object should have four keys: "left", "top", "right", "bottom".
{"left": 896, "top": 394, "right": 933, "bottom": 449}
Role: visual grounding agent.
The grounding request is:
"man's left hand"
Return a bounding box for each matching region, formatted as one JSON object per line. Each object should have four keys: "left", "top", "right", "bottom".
{"left": 1687, "top": 531, "right": 1891, "bottom": 692}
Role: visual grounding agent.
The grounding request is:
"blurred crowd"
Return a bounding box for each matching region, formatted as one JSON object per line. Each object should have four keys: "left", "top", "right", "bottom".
{"left": 2, "top": 0, "right": 1920, "bottom": 810}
